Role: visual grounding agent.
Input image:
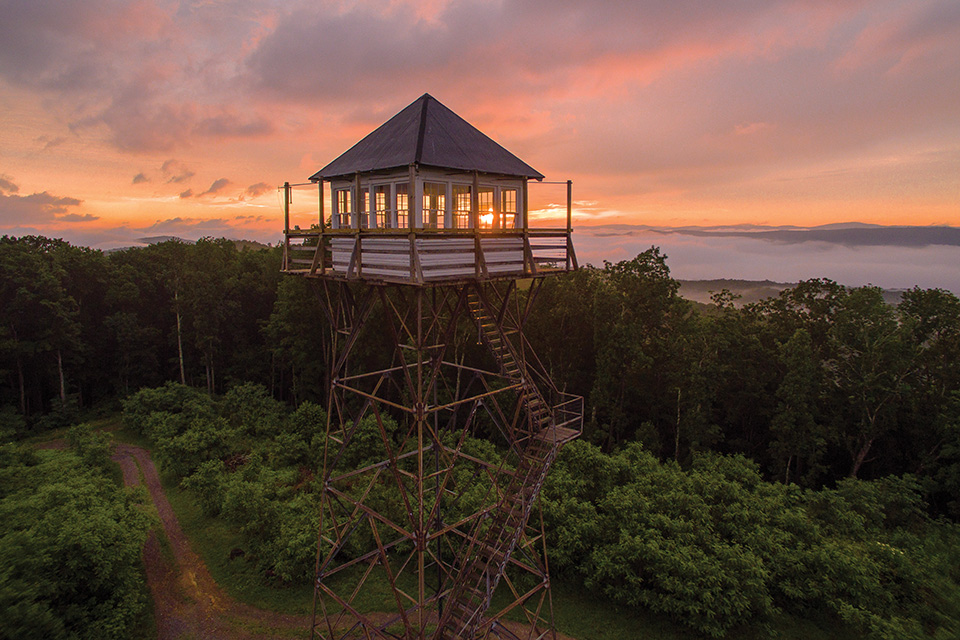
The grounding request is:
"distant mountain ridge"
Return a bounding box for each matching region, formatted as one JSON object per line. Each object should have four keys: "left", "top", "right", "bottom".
{"left": 677, "top": 278, "right": 907, "bottom": 307}
{"left": 137, "top": 235, "right": 195, "bottom": 245}
{"left": 103, "top": 237, "right": 273, "bottom": 253}
{"left": 670, "top": 226, "right": 960, "bottom": 248}
{"left": 582, "top": 223, "right": 960, "bottom": 248}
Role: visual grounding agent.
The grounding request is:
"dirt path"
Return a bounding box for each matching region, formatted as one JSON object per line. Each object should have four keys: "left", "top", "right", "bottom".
{"left": 112, "top": 443, "right": 311, "bottom": 639}
{"left": 107, "top": 442, "right": 574, "bottom": 640}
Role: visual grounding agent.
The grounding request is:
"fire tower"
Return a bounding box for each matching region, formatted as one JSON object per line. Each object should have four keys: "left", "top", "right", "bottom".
{"left": 282, "top": 94, "right": 582, "bottom": 640}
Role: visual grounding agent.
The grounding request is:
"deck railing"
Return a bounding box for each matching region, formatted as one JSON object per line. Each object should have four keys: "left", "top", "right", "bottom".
{"left": 283, "top": 227, "right": 577, "bottom": 283}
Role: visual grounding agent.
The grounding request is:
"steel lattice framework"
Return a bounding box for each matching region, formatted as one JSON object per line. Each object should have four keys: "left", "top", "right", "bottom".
{"left": 309, "top": 277, "right": 582, "bottom": 640}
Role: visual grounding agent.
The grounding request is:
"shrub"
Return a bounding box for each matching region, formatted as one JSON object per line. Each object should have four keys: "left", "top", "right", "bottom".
{"left": 0, "top": 444, "right": 152, "bottom": 640}
{"left": 121, "top": 382, "right": 215, "bottom": 438}
{"left": 544, "top": 441, "right": 957, "bottom": 638}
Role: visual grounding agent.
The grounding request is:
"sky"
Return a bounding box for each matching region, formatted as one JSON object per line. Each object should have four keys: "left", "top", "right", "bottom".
{"left": 1, "top": 0, "right": 959, "bottom": 288}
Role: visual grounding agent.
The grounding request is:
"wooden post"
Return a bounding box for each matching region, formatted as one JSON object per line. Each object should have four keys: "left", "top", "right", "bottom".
{"left": 331, "top": 183, "right": 339, "bottom": 230}
{"left": 409, "top": 164, "right": 419, "bottom": 281}
{"left": 283, "top": 181, "right": 291, "bottom": 232}
{"left": 354, "top": 173, "right": 362, "bottom": 230}
{"left": 444, "top": 182, "right": 453, "bottom": 229}
{"left": 390, "top": 183, "right": 398, "bottom": 229}
{"left": 521, "top": 178, "right": 528, "bottom": 232}
{"left": 318, "top": 180, "right": 324, "bottom": 228}
{"left": 283, "top": 181, "right": 291, "bottom": 270}
{"left": 566, "top": 179, "right": 572, "bottom": 271}
{"left": 353, "top": 173, "right": 362, "bottom": 278}
{"left": 411, "top": 165, "right": 422, "bottom": 229}
{"left": 471, "top": 172, "right": 480, "bottom": 230}
{"left": 472, "top": 171, "right": 481, "bottom": 277}
{"left": 317, "top": 180, "right": 326, "bottom": 274}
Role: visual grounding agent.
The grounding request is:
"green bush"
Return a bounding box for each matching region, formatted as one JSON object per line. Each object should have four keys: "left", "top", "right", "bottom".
{"left": 66, "top": 423, "right": 112, "bottom": 471}
{"left": 121, "top": 382, "right": 215, "bottom": 438}
{"left": 221, "top": 382, "right": 286, "bottom": 436}
{"left": 0, "top": 444, "right": 152, "bottom": 640}
{"left": 154, "top": 415, "right": 238, "bottom": 481}
{"left": 544, "top": 441, "right": 960, "bottom": 638}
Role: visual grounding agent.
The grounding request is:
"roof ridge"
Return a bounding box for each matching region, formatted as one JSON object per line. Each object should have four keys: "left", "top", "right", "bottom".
{"left": 414, "top": 94, "right": 429, "bottom": 164}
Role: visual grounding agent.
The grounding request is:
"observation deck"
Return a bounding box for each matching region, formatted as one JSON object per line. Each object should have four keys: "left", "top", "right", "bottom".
{"left": 280, "top": 93, "right": 577, "bottom": 286}
{"left": 283, "top": 217, "right": 577, "bottom": 285}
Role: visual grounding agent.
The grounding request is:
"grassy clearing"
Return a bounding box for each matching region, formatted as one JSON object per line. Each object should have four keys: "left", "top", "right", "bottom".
{"left": 162, "top": 474, "right": 858, "bottom": 640}
{"left": 161, "top": 469, "right": 315, "bottom": 614}
{"left": 107, "top": 418, "right": 153, "bottom": 450}
{"left": 21, "top": 425, "right": 70, "bottom": 445}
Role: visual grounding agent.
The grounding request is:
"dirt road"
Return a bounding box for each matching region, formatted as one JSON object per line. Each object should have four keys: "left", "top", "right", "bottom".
{"left": 112, "top": 443, "right": 311, "bottom": 639}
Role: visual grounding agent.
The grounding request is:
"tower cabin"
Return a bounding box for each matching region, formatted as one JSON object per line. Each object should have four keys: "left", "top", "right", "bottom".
{"left": 282, "top": 94, "right": 577, "bottom": 284}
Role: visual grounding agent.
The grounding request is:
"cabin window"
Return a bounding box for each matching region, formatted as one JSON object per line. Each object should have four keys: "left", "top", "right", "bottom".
{"left": 360, "top": 189, "right": 370, "bottom": 228}
{"left": 478, "top": 187, "right": 494, "bottom": 229}
{"left": 501, "top": 188, "right": 517, "bottom": 229}
{"left": 422, "top": 182, "right": 445, "bottom": 229}
{"left": 396, "top": 183, "right": 409, "bottom": 228}
{"left": 374, "top": 185, "right": 390, "bottom": 228}
{"left": 335, "top": 189, "right": 352, "bottom": 228}
{"left": 453, "top": 185, "right": 471, "bottom": 229}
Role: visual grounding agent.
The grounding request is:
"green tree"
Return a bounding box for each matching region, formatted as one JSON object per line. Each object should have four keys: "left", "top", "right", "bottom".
{"left": 182, "top": 238, "right": 240, "bottom": 393}
{"left": 0, "top": 237, "right": 79, "bottom": 417}
{"left": 897, "top": 288, "right": 960, "bottom": 511}
{"left": 588, "top": 248, "right": 693, "bottom": 450}
{"left": 264, "top": 276, "right": 329, "bottom": 405}
{"left": 769, "top": 328, "right": 827, "bottom": 484}
{"left": 0, "top": 444, "right": 152, "bottom": 640}
{"left": 826, "top": 287, "right": 915, "bottom": 478}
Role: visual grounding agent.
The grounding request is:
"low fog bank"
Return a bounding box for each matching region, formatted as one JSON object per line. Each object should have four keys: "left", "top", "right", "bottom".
{"left": 577, "top": 225, "right": 960, "bottom": 294}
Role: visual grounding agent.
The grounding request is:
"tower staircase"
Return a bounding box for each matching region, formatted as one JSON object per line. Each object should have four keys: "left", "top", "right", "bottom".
{"left": 437, "top": 290, "right": 577, "bottom": 639}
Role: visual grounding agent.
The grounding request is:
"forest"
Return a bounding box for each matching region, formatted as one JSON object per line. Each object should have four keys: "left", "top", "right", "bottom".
{"left": 2, "top": 234, "right": 960, "bottom": 639}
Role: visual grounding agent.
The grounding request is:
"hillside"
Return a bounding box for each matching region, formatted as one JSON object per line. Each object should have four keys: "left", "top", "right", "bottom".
{"left": 677, "top": 278, "right": 907, "bottom": 306}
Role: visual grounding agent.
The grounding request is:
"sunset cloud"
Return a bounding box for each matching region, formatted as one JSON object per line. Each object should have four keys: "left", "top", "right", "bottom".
{"left": 135, "top": 215, "right": 274, "bottom": 241}
{"left": 163, "top": 161, "right": 195, "bottom": 185}
{"left": 245, "top": 182, "right": 272, "bottom": 198}
{"left": 0, "top": 186, "right": 83, "bottom": 225}
{"left": 0, "top": 175, "right": 19, "bottom": 194}
{"left": 0, "top": 0, "right": 956, "bottom": 289}
{"left": 58, "top": 213, "right": 100, "bottom": 223}
{"left": 198, "top": 178, "right": 232, "bottom": 197}
{"left": 36, "top": 135, "right": 67, "bottom": 151}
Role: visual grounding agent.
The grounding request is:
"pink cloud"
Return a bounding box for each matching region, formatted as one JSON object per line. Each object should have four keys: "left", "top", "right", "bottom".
{"left": 57, "top": 213, "right": 100, "bottom": 222}
{"left": 0, "top": 175, "right": 19, "bottom": 194}
{"left": 162, "top": 160, "right": 195, "bottom": 184}
{"left": 198, "top": 178, "right": 232, "bottom": 197}
{"left": 0, "top": 188, "right": 83, "bottom": 225}
{"left": 245, "top": 182, "right": 272, "bottom": 198}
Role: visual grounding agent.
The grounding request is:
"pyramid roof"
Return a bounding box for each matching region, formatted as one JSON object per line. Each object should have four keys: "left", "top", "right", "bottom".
{"left": 310, "top": 94, "right": 543, "bottom": 181}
